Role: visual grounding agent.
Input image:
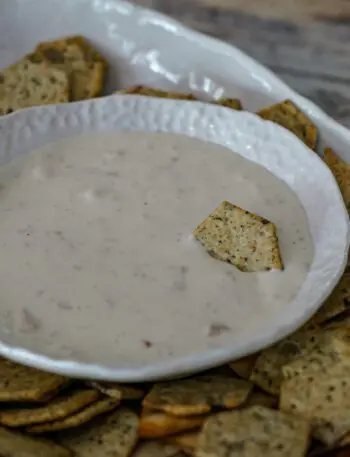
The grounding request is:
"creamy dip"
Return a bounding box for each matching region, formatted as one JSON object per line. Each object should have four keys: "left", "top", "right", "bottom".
{"left": 0, "top": 132, "right": 313, "bottom": 367}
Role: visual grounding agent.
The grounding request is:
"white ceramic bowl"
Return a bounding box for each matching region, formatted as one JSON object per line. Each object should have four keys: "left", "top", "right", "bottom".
{"left": 0, "top": 95, "right": 348, "bottom": 381}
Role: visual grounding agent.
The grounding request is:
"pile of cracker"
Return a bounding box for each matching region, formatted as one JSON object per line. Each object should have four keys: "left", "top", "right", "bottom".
{"left": 0, "top": 85, "right": 350, "bottom": 456}
{"left": 0, "top": 36, "right": 108, "bottom": 115}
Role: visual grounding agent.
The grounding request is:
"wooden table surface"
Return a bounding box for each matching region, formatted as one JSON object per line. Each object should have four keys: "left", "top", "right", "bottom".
{"left": 130, "top": 0, "right": 350, "bottom": 127}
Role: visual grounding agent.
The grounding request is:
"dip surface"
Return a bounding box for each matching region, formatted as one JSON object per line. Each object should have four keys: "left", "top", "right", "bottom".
{"left": 0, "top": 132, "right": 313, "bottom": 366}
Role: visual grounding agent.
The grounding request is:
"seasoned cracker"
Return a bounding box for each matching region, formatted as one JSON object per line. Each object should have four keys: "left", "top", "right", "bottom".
{"left": 115, "top": 85, "right": 196, "bottom": 100}
{"left": 0, "top": 358, "right": 68, "bottom": 402}
{"left": 139, "top": 410, "right": 205, "bottom": 438}
{"left": 229, "top": 354, "right": 259, "bottom": 379}
{"left": 0, "top": 425, "right": 71, "bottom": 457}
{"left": 88, "top": 381, "right": 144, "bottom": 400}
{"left": 56, "top": 408, "right": 139, "bottom": 457}
{"left": 143, "top": 374, "right": 252, "bottom": 416}
{"left": 0, "top": 56, "right": 70, "bottom": 115}
{"left": 245, "top": 390, "right": 278, "bottom": 409}
{"left": 250, "top": 327, "right": 332, "bottom": 395}
{"left": 0, "top": 388, "right": 100, "bottom": 427}
{"left": 27, "top": 397, "right": 119, "bottom": 433}
{"left": 282, "top": 327, "right": 350, "bottom": 380}
{"left": 193, "top": 201, "right": 283, "bottom": 272}
{"left": 257, "top": 99, "right": 318, "bottom": 151}
{"left": 35, "top": 35, "right": 108, "bottom": 69}
{"left": 215, "top": 97, "right": 242, "bottom": 110}
{"left": 196, "top": 406, "right": 310, "bottom": 457}
{"left": 311, "top": 272, "right": 350, "bottom": 325}
{"left": 280, "top": 373, "right": 350, "bottom": 445}
{"left": 33, "top": 42, "right": 105, "bottom": 100}
{"left": 324, "top": 147, "right": 350, "bottom": 214}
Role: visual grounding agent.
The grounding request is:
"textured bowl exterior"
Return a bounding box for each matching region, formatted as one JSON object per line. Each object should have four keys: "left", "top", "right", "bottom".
{"left": 0, "top": 95, "right": 348, "bottom": 381}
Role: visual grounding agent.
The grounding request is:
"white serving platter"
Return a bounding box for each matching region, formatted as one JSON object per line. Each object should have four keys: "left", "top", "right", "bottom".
{"left": 0, "top": 95, "right": 347, "bottom": 381}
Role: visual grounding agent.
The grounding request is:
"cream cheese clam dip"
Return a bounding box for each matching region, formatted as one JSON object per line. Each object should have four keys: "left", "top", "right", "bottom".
{"left": 0, "top": 132, "right": 313, "bottom": 365}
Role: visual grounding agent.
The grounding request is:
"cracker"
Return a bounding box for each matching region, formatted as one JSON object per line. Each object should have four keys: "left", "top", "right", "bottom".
{"left": 132, "top": 441, "right": 183, "bottom": 457}
{"left": 0, "top": 56, "right": 70, "bottom": 115}
{"left": 280, "top": 373, "right": 350, "bottom": 445}
{"left": 115, "top": 85, "right": 196, "bottom": 100}
{"left": 56, "top": 408, "right": 139, "bottom": 457}
{"left": 143, "top": 374, "right": 252, "bottom": 416}
{"left": 196, "top": 406, "right": 310, "bottom": 457}
{"left": 229, "top": 354, "right": 259, "bottom": 379}
{"left": 27, "top": 397, "right": 120, "bottom": 433}
{"left": 139, "top": 411, "right": 205, "bottom": 438}
{"left": 245, "top": 390, "right": 278, "bottom": 409}
{"left": 311, "top": 272, "right": 350, "bottom": 325}
{"left": 282, "top": 327, "right": 350, "bottom": 380}
{"left": 0, "top": 425, "right": 71, "bottom": 457}
{"left": 323, "top": 147, "right": 350, "bottom": 213}
{"left": 250, "top": 327, "right": 333, "bottom": 395}
{"left": 257, "top": 99, "right": 318, "bottom": 151}
{"left": 88, "top": 381, "right": 144, "bottom": 400}
{"left": 0, "top": 358, "right": 69, "bottom": 402}
{"left": 35, "top": 35, "right": 108, "bottom": 69}
{"left": 215, "top": 97, "right": 242, "bottom": 110}
{"left": 33, "top": 42, "right": 104, "bottom": 101}
{"left": 0, "top": 388, "right": 100, "bottom": 427}
{"left": 193, "top": 201, "right": 283, "bottom": 272}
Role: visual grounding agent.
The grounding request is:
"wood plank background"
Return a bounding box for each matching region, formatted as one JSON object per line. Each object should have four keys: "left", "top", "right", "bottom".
{"left": 130, "top": 0, "right": 350, "bottom": 127}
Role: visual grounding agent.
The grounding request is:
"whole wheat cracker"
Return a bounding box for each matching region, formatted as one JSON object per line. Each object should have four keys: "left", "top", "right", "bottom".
{"left": 56, "top": 408, "right": 139, "bottom": 457}
{"left": 0, "top": 56, "right": 70, "bottom": 115}
{"left": 143, "top": 374, "right": 252, "bottom": 416}
{"left": 257, "top": 99, "right": 318, "bottom": 151}
{"left": 0, "top": 358, "right": 69, "bottom": 402}
{"left": 323, "top": 147, "right": 350, "bottom": 214}
{"left": 0, "top": 425, "right": 71, "bottom": 457}
{"left": 0, "top": 389, "right": 100, "bottom": 427}
{"left": 88, "top": 381, "right": 144, "bottom": 400}
{"left": 139, "top": 410, "right": 206, "bottom": 438}
{"left": 193, "top": 201, "right": 283, "bottom": 272}
{"left": 280, "top": 373, "right": 350, "bottom": 445}
{"left": 132, "top": 441, "right": 182, "bottom": 457}
{"left": 196, "top": 406, "right": 310, "bottom": 457}
{"left": 229, "top": 354, "right": 259, "bottom": 379}
{"left": 27, "top": 397, "right": 120, "bottom": 433}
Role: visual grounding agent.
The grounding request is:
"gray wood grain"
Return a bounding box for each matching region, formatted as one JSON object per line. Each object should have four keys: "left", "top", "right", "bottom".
{"left": 130, "top": 0, "right": 350, "bottom": 127}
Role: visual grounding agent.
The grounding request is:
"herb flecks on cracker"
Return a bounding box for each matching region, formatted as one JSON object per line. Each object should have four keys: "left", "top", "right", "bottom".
{"left": 143, "top": 374, "right": 252, "bottom": 416}
{"left": 196, "top": 406, "right": 310, "bottom": 457}
{"left": 0, "top": 358, "right": 69, "bottom": 402}
{"left": 193, "top": 201, "right": 283, "bottom": 272}
{"left": 257, "top": 99, "right": 318, "bottom": 151}
{"left": 324, "top": 147, "right": 350, "bottom": 214}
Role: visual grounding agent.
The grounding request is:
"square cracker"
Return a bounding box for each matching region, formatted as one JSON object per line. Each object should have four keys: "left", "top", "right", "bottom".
{"left": 196, "top": 406, "right": 310, "bottom": 457}
{"left": 115, "top": 85, "right": 197, "bottom": 100}
{"left": 0, "top": 425, "right": 71, "bottom": 457}
{"left": 35, "top": 35, "right": 108, "bottom": 69}
{"left": 166, "top": 431, "right": 199, "bottom": 452}
{"left": 257, "top": 99, "right": 318, "bottom": 151}
{"left": 323, "top": 147, "right": 350, "bottom": 214}
{"left": 139, "top": 410, "right": 206, "bottom": 438}
{"left": 88, "top": 381, "right": 144, "bottom": 400}
{"left": 215, "top": 97, "right": 242, "bottom": 110}
{"left": 0, "top": 388, "right": 100, "bottom": 427}
{"left": 280, "top": 373, "right": 350, "bottom": 445}
{"left": 229, "top": 354, "right": 259, "bottom": 379}
{"left": 0, "top": 358, "right": 68, "bottom": 402}
{"left": 32, "top": 41, "right": 105, "bottom": 101}
{"left": 249, "top": 327, "right": 333, "bottom": 395}
{"left": 193, "top": 201, "right": 283, "bottom": 272}
{"left": 27, "top": 397, "right": 120, "bottom": 433}
{"left": 56, "top": 408, "right": 139, "bottom": 457}
{"left": 143, "top": 374, "right": 252, "bottom": 416}
{"left": 311, "top": 272, "right": 350, "bottom": 325}
{"left": 0, "top": 56, "right": 70, "bottom": 115}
